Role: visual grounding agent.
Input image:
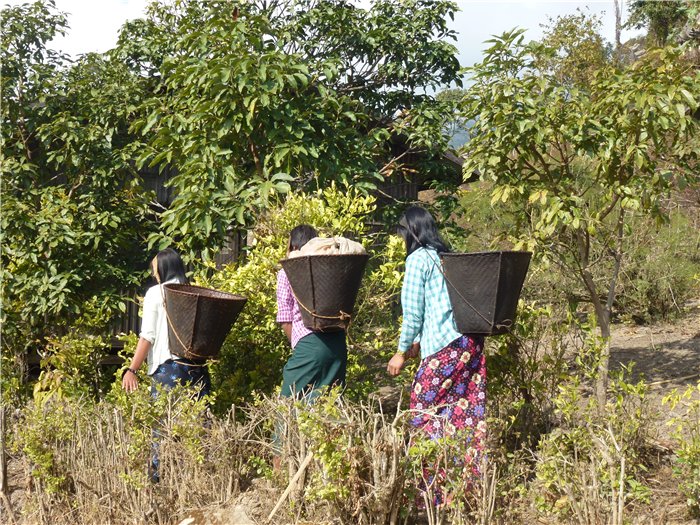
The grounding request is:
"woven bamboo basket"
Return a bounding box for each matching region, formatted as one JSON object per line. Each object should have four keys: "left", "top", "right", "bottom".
{"left": 163, "top": 284, "right": 247, "bottom": 361}
{"left": 280, "top": 254, "right": 369, "bottom": 332}
{"left": 440, "top": 251, "right": 531, "bottom": 335}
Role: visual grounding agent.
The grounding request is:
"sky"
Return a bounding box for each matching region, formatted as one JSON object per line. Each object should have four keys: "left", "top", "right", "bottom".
{"left": 4, "top": 0, "right": 641, "bottom": 67}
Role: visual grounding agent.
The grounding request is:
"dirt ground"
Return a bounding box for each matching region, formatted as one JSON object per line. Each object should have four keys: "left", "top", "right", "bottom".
{"left": 610, "top": 302, "right": 700, "bottom": 422}
{"left": 607, "top": 303, "right": 700, "bottom": 525}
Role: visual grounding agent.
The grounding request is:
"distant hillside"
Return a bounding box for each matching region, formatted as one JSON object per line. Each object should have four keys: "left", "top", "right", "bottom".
{"left": 449, "top": 129, "right": 470, "bottom": 149}
{"left": 447, "top": 120, "right": 473, "bottom": 150}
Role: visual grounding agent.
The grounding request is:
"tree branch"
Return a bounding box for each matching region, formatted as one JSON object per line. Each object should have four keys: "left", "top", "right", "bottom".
{"left": 606, "top": 207, "right": 625, "bottom": 313}
{"left": 597, "top": 192, "right": 621, "bottom": 223}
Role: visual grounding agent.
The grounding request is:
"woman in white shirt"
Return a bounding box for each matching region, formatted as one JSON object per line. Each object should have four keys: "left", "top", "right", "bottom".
{"left": 121, "top": 248, "right": 211, "bottom": 397}
{"left": 121, "top": 248, "right": 210, "bottom": 482}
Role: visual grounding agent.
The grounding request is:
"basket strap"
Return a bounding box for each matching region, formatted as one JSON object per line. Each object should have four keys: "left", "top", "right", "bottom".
{"left": 288, "top": 286, "right": 352, "bottom": 324}
{"left": 406, "top": 230, "right": 512, "bottom": 331}
{"left": 159, "top": 284, "right": 213, "bottom": 361}
{"left": 172, "top": 359, "right": 208, "bottom": 368}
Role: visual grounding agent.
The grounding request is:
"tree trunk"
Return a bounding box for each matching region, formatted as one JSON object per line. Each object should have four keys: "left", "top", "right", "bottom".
{"left": 0, "top": 407, "right": 7, "bottom": 496}
{"left": 596, "top": 311, "right": 612, "bottom": 411}
{"left": 0, "top": 405, "right": 14, "bottom": 525}
{"left": 614, "top": 0, "right": 623, "bottom": 50}
{"left": 585, "top": 275, "right": 611, "bottom": 410}
{"left": 576, "top": 230, "right": 611, "bottom": 410}
{"left": 596, "top": 208, "right": 625, "bottom": 410}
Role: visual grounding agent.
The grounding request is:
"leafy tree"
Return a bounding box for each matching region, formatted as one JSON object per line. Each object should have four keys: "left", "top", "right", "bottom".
{"left": 628, "top": 0, "right": 694, "bottom": 46}
{"left": 126, "top": 0, "right": 462, "bottom": 260}
{"left": 1, "top": 0, "right": 463, "bottom": 402}
{"left": 274, "top": 0, "right": 461, "bottom": 114}
{"left": 536, "top": 11, "right": 610, "bottom": 87}
{"left": 462, "top": 29, "right": 700, "bottom": 407}
{"left": 1, "top": 1, "right": 156, "bottom": 380}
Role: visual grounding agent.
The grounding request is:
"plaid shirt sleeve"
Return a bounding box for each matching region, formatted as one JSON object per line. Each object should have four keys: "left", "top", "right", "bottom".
{"left": 276, "top": 270, "right": 295, "bottom": 323}
{"left": 398, "top": 250, "right": 426, "bottom": 352}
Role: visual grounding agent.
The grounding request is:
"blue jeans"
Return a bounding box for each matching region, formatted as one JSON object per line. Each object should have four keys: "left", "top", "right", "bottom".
{"left": 150, "top": 359, "right": 211, "bottom": 398}
{"left": 149, "top": 359, "right": 211, "bottom": 482}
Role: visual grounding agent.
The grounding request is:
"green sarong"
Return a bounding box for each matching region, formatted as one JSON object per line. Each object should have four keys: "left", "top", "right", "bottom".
{"left": 280, "top": 331, "right": 347, "bottom": 398}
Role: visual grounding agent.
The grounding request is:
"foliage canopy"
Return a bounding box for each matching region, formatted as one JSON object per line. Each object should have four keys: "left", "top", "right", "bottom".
{"left": 462, "top": 26, "right": 700, "bottom": 403}
{"left": 0, "top": 0, "right": 461, "bottom": 373}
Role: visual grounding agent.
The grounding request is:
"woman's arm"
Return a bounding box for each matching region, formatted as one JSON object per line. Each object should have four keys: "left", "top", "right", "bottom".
{"left": 388, "top": 253, "right": 427, "bottom": 376}
{"left": 397, "top": 252, "right": 426, "bottom": 352}
{"left": 276, "top": 270, "right": 295, "bottom": 343}
{"left": 280, "top": 322, "right": 292, "bottom": 343}
{"left": 122, "top": 337, "right": 151, "bottom": 392}
{"left": 123, "top": 286, "right": 158, "bottom": 392}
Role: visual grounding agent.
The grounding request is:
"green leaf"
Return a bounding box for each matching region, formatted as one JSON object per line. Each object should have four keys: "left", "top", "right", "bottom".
{"left": 235, "top": 206, "right": 245, "bottom": 225}
{"left": 141, "top": 113, "right": 158, "bottom": 135}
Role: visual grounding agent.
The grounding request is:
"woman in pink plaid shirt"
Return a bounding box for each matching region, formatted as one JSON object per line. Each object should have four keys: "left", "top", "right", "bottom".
{"left": 276, "top": 225, "right": 348, "bottom": 398}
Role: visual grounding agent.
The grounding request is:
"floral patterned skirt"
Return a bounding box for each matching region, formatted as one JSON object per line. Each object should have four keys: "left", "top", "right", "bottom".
{"left": 409, "top": 335, "right": 487, "bottom": 478}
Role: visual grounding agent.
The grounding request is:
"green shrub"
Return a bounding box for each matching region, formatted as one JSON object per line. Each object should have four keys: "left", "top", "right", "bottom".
{"left": 614, "top": 208, "right": 700, "bottom": 323}
{"left": 532, "top": 340, "right": 654, "bottom": 524}
{"left": 474, "top": 303, "right": 576, "bottom": 523}
{"left": 32, "top": 333, "right": 112, "bottom": 401}
{"left": 664, "top": 381, "right": 700, "bottom": 517}
{"left": 12, "top": 381, "right": 259, "bottom": 524}
{"left": 486, "top": 302, "right": 571, "bottom": 450}
{"left": 12, "top": 399, "right": 77, "bottom": 495}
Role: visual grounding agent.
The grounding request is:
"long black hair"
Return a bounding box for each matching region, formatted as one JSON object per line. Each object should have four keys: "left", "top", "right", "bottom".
{"left": 397, "top": 206, "right": 450, "bottom": 256}
{"left": 288, "top": 224, "right": 317, "bottom": 252}
{"left": 152, "top": 248, "right": 188, "bottom": 284}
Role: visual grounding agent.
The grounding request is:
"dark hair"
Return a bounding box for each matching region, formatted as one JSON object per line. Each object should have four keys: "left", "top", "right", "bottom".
{"left": 288, "top": 224, "right": 317, "bottom": 252}
{"left": 153, "top": 248, "right": 188, "bottom": 284}
{"left": 397, "top": 206, "right": 450, "bottom": 256}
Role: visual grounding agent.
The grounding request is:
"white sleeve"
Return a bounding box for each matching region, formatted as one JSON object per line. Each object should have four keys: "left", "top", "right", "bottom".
{"left": 139, "top": 286, "right": 160, "bottom": 344}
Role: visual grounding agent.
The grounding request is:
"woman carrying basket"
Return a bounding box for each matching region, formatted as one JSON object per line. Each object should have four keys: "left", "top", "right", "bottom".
{"left": 276, "top": 225, "right": 348, "bottom": 399}
{"left": 122, "top": 248, "right": 211, "bottom": 398}
{"left": 387, "top": 207, "right": 487, "bottom": 487}
{"left": 121, "top": 248, "right": 211, "bottom": 482}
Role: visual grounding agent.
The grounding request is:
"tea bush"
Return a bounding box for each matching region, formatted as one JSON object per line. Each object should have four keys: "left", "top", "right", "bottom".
{"left": 11, "top": 383, "right": 261, "bottom": 524}
{"left": 32, "top": 333, "right": 112, "bottom": 401}
{"left": 486, "top": 302, "right": 571, "bottom": 450}
{"left": 480, "top": 303, "right": 580, "bottom": 522}
{"left": 532, "top": 345, "right": 654, "bottom": 524}
{"left": 261, "top": 388, "right": 500, "bottom": 525}
{"left": 7, "top": 306, "right": 666, "bottom": 525}
{"left": 664, "top": 381, "right": 700, "bottom": 517}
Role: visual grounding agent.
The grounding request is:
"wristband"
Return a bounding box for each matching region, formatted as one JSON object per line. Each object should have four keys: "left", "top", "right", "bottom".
{"left": 122, "top": 367, "right": 137, "bottom": 379}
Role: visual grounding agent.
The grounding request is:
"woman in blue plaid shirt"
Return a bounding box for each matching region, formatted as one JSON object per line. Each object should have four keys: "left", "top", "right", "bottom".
{"left": 387, "top": 206, "right": 487, "bottom": 486}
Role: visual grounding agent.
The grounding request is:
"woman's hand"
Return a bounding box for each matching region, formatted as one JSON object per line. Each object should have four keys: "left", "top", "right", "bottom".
{"left": 122, "top": 369, "right": 139, "bottom": 393}
{"left": 122, "top": 337, "right": 151, "bottom": 394}
{"left": 387, "top": 352, "right": 407, "bottom": 376}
